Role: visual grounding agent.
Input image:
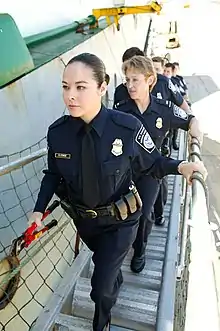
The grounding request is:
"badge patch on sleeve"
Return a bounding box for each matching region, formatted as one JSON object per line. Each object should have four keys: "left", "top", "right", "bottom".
{"left": 168, "top": 79, "right": 177, "bottom": 94}
{"left": 135, "top": 125, "right": 155, "bottom": 153}
{"left": 173, "top": 105, "right": 188, "bottom": 120}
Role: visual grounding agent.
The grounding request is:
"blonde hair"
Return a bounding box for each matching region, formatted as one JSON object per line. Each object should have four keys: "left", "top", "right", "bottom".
{"left": 122, "top": 55, "right": 157, "bottom": 92}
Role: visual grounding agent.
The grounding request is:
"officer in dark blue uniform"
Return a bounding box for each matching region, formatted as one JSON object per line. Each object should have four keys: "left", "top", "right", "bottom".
{"left": 28, "top": 53, "right": 206, "bottom": 330}
{"left": 152, "top": 57, "right": 190, "bottom": 151}
{"left": 151, "top": 57, "right": 184, "bottom": 105}
{"left": 164, "top": 62, "right": 186, "bottom": 98}
{"left": 152, "top": 58, "right": 192, "bottom": 226}
{"left": 114, "top": 52, "right": 191, "bottom": 229}
{"left": 113, "top": 47, "right": 145, "bottom": 107}
{"left": 173, "top": 62, "right": 192, "bottom": 107}
{"left": 173, "top": 62, "right": 189, "bottom": 94}
{"left": 115, "top": 55, "right": 202, "bottom": 273}
{"left": 114, "top": 54, "right": 190, "bottom": 151}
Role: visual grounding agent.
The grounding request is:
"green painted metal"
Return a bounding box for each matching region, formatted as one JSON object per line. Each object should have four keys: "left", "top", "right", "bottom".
{"left": 24, "top": 15, "right": 97, "bottom": 47}
{"left": 28, "top": 18, "right": 107, "bottom": 68}
{"left": 0, "top": 14, "right": 34, "bottom": 87}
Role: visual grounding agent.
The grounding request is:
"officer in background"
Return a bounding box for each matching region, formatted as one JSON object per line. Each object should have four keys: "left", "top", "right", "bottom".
{"left": 163, "top": 61, "right": 190, "bottom": 154}
{"left": 152, "top": 57, "right": 191, "bottom": 151}
{"left": 150, "top": 57, "right": 191, "bottom": 226}
{"left": 151, "top": 57, "right": 189, "bottom": 111}
{"left": 115, "top": 55, "right": 202, "bottom": 273}
{"left": 173, "top": 61, "right": 191, "bottom": 105}
{"left": 113, "top": 47, "right": 145, "bottom": 108}
{"left": 113, "top": 51, "right": 190, "bottom": 229}
{"left": 164, "top": 62, "right": 186, "bottom": 98}
{"left": 28, "top": 53, "right": 206, "bottom": 331}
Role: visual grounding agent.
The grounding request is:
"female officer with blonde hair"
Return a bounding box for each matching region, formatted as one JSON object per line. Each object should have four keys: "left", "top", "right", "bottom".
{"left": 116, "top": 55, "right": 202, "bottom": 273}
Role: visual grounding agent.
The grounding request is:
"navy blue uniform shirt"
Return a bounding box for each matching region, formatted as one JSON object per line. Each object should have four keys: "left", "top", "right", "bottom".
{"left": 115, "top": 95, "right": 194, "bottom": 149}
{"left": 34, "top": 106, "right": 182, "bottom": 213}
{"left": 152, "top": 74, "right": 184, "bottom": 106}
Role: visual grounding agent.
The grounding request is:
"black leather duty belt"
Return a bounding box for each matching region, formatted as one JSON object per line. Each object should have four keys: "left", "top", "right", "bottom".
{"left": 74, "top": 204, "right": 115, "bottom": 219}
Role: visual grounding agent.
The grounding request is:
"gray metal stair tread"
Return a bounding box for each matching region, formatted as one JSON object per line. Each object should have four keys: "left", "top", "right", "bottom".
{"left": 125, "top": 245, "right": 165, "bottom": 261}
{"left": 89, "top": 258, "right": 163, "bottom": 290}
{"left": 56, "top": 314, "right": 136, "bottom": 331}
{"left": 122, "top": 257, "right": 163, "bottom": 271}
{"left": 150, "top": 229, "right": 167, "bottom": 238}
{"left": 119, "top": 272, "right": 161, "bottom": 291}
{"left": 146, "top": 236, "right": 167, "bottom": 246}
{"left": 124, "top": 252, "right": 163, "bottom": 262}
{"left": 151, "top": 224, "right": 168, "bottom": 234}
{"left": 121, "top": 262, "right": 162, "bottom": 290}
{"left": 72, "top": 277, "right": 159, "bottom": 330}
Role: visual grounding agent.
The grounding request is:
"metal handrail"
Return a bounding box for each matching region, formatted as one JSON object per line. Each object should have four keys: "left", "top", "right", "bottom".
{"left": 176, "top": 181, "right": 191, "bottom": 279}
{"left": 158, "top": 130, "right": 220, "bottom": 331}
{"left": 177, "top": 136, "right": 208, "bottom": 280}
{"left": 0, "top": 148, "right": 47, "bottom": 177}
{"left": 156, "top": 129, "right": 186, "bottom": 331}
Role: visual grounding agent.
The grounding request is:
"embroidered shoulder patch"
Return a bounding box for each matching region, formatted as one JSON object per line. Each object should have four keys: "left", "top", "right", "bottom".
{"left": 135, "top": 125, "right": 155, "bottom": 153}
{"left": 173, "top": 105, "right": 188, "bottom": 120}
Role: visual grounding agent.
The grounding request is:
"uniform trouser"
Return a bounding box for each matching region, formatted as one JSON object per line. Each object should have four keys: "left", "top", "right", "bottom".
{"left": 74, "top": 214, "right": 139, "bottom": 331}
{"left": 132, "top": 175, "right": 161, "bottom": 257}
{"left": 154, "top": 176, "right": 168, "bottom": 220}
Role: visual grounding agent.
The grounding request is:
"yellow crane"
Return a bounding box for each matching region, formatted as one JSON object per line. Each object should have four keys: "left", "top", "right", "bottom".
{"left": 92, "top": 1, "right": 162, "bottom": 31}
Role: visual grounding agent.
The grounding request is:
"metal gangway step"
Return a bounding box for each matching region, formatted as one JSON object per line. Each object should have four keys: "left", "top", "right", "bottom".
{"left": 54, "top": 151, "right": 178, "bottom": 331}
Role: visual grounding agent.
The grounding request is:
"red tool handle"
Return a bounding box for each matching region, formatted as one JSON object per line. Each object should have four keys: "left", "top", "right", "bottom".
{"left": 24, "top": 219, "right": 58, "bottom": 248}
{"left": 24, "top": 200, "right": 60, "bottom": 243}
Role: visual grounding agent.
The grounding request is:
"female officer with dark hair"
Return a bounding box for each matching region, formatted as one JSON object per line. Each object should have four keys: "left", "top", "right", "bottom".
{"left": 28, "top": 53, "right": 206, "bottom": 331}
{"left": 116, "top": 55, "right": 202, "bottom": 274}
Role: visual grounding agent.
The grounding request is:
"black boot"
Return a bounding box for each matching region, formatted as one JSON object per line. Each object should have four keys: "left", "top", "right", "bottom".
{"left": 155, "top": 216, "right": 165, "bottom": 226}
{"left": 131, "top": 220, "right": 153, "bottom": 273}
{"left": 130, "top": 252, "right": 146, "bottom": 273}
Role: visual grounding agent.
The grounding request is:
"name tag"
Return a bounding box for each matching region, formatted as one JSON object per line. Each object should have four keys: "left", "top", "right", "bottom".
{"left": 55, "top": 153, "right": 71, "bottom": 159}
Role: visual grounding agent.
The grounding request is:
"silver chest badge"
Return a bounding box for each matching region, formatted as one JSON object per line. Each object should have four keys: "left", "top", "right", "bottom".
{"left": 111, "top": 139, "right": 123, "bottom": 156}
{"left": 156, "top": 117, "right": 163, "bottom": 129}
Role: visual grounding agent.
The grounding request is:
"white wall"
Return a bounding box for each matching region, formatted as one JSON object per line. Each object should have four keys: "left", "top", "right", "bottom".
{"left": 0, "top": 0, "right": 150, "bottom": 37}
